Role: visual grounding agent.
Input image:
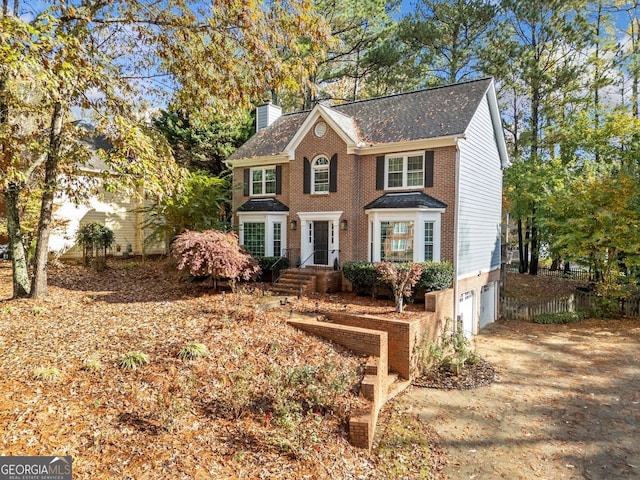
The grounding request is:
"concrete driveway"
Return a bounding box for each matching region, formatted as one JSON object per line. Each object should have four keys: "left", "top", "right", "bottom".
{"left": 397, "top": 319, "right": 640, "bottom": 479}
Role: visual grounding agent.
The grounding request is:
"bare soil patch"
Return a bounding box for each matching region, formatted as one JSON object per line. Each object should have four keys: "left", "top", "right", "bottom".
{"left": 503, "top": 271, "right": 588, "bottom": 300}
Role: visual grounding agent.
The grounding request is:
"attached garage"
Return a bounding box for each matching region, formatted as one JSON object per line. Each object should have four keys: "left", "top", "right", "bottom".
{"left": 480, "top": 282, "right": 497, "bottom": 329}
{"left": 459, "top": 290, "right": 475, "bottom": 338}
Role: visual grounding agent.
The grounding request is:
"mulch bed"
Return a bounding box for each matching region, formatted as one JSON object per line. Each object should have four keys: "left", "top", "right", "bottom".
{"left": 413, "top": 358, "right": 497, "bottom": 390}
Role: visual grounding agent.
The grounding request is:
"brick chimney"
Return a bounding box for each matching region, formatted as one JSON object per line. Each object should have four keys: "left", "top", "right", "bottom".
{"left": 256, "top": 101, "right": 282, "bottom": 132}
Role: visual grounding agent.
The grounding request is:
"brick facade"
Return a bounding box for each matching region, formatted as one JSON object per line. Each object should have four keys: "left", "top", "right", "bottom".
{"left": 232, "top": 120, "right": 458, "bottom": 265}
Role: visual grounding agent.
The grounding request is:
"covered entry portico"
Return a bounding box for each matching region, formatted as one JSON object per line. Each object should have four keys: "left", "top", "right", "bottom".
{"left": 296, "top": 211, "right": 343, "bottom": 268}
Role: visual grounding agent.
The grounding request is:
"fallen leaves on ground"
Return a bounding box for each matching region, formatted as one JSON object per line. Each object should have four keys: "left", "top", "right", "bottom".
{"left": 0, "top": 259, "right": 440, "bottom": 479}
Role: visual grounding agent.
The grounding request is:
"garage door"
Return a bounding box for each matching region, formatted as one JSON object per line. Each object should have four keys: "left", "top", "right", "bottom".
{"left": 459, "top": 291, "right": 474, "bottom": 337}
{"left": 480, "top": 283, "right": 496, "bottom": 329}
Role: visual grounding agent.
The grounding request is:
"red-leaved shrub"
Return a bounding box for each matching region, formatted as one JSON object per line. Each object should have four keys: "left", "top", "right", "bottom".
{"left": 172, "top": 230, "right": 260, "bottom": 290}
{"left": 375, "top": 262, "right": 423, "bottom": 313}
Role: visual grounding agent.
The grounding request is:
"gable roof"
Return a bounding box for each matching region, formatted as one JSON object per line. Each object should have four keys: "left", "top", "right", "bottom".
{"left": 228, "top": 77, "right": 499, "bottom": 162}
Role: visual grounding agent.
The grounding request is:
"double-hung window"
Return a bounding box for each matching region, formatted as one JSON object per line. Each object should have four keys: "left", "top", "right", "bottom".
{"left": 424, "top": 221, "right": 434, "bottom": 261}
{"left": 251, "top": 167, "right": 276, "bottom": 196}
{"left": 312, "top": 156, "right": 330, "bottom": 193}
{"left": 386, "top": 152, "right": 424, "bottom": 189}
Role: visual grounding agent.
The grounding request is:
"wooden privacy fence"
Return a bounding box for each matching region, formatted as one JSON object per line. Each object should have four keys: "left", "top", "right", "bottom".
{"left": 501, "top": 291, "right": 640, "bottom": 321}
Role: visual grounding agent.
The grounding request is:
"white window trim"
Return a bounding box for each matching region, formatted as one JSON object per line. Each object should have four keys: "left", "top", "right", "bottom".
{"left": 250, "top": 166, "right": 277, "bottom": 197}
{"left": 311, "top": 155, "right": 330, "bottom": 195}
{"left": 366, "top": 208, "right": 442, "bottom": 262}
{"left": 297, "top": 211, "right": 343, "bottom": 267}
{"left": 384, "top": 151, "right": 425, "bottom": 190}
{"left": 237, "top": 212, "right": 288, "bottom": 257}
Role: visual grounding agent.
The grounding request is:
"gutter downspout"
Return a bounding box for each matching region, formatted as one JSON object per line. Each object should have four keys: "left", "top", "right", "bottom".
{"left": 453, "top": 137, "right": 462, "bottom": 331}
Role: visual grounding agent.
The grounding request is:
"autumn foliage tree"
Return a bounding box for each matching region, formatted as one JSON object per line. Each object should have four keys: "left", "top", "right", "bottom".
{"left": 172, "top": 230, "right": 260, "bottom": 291}
{"left": 375, "top": 262, "right": 423, "bottom": 313}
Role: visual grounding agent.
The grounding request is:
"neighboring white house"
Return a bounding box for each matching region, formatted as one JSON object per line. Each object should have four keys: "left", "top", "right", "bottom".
{"left": 50, "top": 133, "right": 165, "bottom": 259}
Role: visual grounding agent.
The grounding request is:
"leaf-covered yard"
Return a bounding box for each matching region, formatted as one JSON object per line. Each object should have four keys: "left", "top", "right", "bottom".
{"left": 0, "top": 260, "right": 440, "bottom": 479}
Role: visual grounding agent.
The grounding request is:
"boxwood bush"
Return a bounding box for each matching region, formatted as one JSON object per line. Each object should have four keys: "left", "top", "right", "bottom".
{"left": 417, "top": 261, "right": 454, "bottom": 292}
{"left": 343, "top": 260, "right": 454, "bottom": 297}
{"left": 256, "top": 256, "right": 290, "bottom": 272}
{"left": 342, "top": 261, "right": 379, "bottom": 294}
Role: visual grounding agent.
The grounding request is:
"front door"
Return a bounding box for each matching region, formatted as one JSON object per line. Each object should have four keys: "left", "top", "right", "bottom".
{"left": 313, "top": 221, "right": 329, "bottom": 265}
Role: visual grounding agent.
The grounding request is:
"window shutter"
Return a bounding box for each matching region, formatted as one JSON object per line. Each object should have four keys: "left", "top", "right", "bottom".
{"left": 376, "top": 156, "right": 385, "bottom": 190}
{"left": 303, "top": 157, "right": 311, "bottom": 194}
{"left": 424, "top": 151, "right": 434, "bottom": 187}
{"left": 243, "top": 168, "right": 250, "bottom": 196}
{"left": 275, "top": 165, "right": 282, "bottom": 195}
{"left": 329, "top": 154, "right": 338, "bottom": 193}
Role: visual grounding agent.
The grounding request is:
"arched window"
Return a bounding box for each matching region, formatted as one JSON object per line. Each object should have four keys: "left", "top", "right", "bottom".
{"left": 312, "top": 156, "right": 330, "bottom": 193}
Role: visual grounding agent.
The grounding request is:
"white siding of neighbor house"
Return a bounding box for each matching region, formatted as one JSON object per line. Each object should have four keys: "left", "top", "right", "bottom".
{"left": 456, "top": 94, "right": 503, "bottom": 279}
{"left": 51, "top": 190, "right": 165, "bottom": 259}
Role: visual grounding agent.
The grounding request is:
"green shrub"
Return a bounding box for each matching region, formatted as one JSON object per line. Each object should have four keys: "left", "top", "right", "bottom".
{"left": 532, "top": 311, "right": 586, "bottom": 324}
{"left": 256, "top": 256, "right": 290, "bottom": 272}
{"left": 342, "top": 261, "right": 379, "bottom": 294}
{"left": 417, "top": 261, "right": 454, "bottom": 292}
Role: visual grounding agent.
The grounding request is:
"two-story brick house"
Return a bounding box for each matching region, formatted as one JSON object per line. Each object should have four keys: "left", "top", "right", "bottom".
{"left": 226, "top": 77, "right": 509, "bottom": 335}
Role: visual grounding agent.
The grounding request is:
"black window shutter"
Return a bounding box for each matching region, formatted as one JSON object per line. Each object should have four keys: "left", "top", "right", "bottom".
{"left": 424, "top": 151, "right": 434, "bottom": 187}
{"left": 275, "top": 165, "right": 282, "bottom": 195}
{"left": 303, "top": 157, "right": 311, "bottom": 194}
{"left": 243, "top": 168, "right": 250, "bottom": 196}
{"left": 329, "top": 154, "right": 338, "bottom": 192}
{"left": 375, "top": 156, "right": 385, "bottom": 190}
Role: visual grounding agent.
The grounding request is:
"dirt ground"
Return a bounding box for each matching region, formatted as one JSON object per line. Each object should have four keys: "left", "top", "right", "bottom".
{"left": 398, "top": 318, "right": 640, "bottom": 480}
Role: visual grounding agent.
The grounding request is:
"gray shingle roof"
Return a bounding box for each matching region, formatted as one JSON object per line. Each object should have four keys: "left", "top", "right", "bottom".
{"left": 237, "top": 198, "right": 289, "bottom": 212}
{"left": 364, "top": 192, "right": 447, "bottom": 210}
{"left": 228, "top": 77, "right": 493, "bottom": 160}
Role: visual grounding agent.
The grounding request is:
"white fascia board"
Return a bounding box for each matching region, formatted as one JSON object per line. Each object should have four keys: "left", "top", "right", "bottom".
{"left": 485, "top": 81, "right": 511, "bottom": 168}
{"left": 225, "top": 154, "right": 290, "bottom": 168}
{"left": 355, "top": 135, "right": 462, "bottom": 155}
{"left": 284, "top": 105, "right": 358, "bottom": 159}
{"left": 297, "top": 211, "right": 344, "bottom": 221}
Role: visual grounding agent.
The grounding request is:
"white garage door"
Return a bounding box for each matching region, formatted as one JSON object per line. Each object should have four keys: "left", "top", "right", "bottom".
{"left": 459, "top": 291, "right": 474, "bottom": 338}
{"left": 480, "top": 283, "right": 496, "bottom": 329}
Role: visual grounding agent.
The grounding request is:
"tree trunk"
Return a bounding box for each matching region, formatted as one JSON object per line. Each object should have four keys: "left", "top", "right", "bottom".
{"left": 30, "top": 101, "right": 65, "bottom": 299}
{"left": 517, "top": 218, "right": 526, "bottom": 273}
{"left": 529, "top": 207, "right": 539, "bottom": 276}
{"left": 5, "top": 184, "right": 30, "bottom": 297}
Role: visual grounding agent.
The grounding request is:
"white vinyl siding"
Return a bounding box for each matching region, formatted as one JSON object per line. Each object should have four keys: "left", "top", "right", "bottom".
{"left": 456, "top": 95, "right": 503, "bottom": 278}
{"left": 53, "top": 190, "right": 164, "bottom": 259}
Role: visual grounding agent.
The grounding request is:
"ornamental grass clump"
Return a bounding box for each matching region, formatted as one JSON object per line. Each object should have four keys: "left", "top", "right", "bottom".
{"left": 178, "top": 342, "right": 209, "bottom": 360}
{"left": 118, "top": 351, "right": 150, "bottom": 370}
{"left": 34, "top": 367, "right": 62, "bottom": 382}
